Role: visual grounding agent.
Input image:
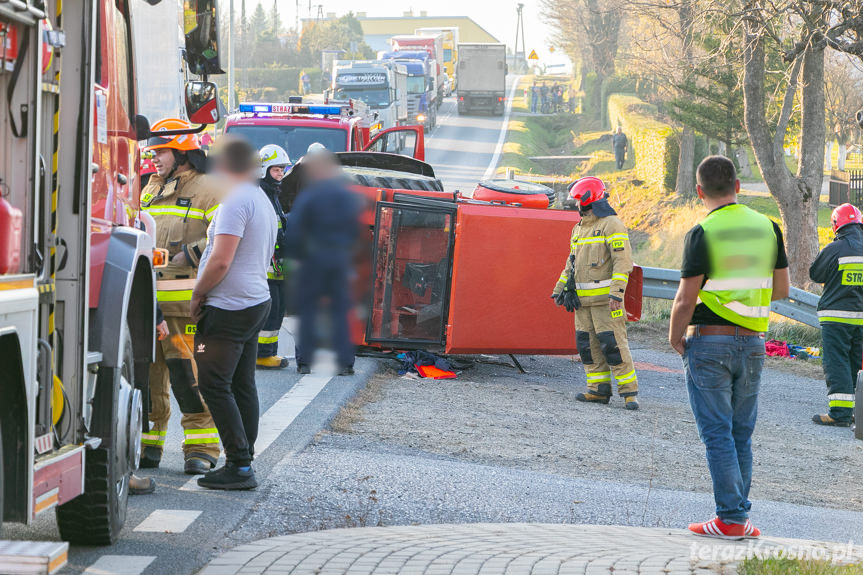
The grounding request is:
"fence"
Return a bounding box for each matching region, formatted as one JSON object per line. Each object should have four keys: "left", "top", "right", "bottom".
{"left": 641, "top": 267, "right": 820, "bottom": 328}
{"left": 828, "top": 170, "right": 863, "bottom": 207}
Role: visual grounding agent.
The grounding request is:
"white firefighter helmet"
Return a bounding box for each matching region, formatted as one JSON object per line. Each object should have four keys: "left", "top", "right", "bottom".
{"left": 259, "top": 144, "right": 291, "bottom": 178}
{"left": 306, "top": 142, "right": 328, "bottom": 155}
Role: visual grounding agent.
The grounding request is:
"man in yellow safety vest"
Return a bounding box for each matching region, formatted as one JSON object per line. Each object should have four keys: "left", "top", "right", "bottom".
{"left": 669, "top": 155, "right": 789, "bottom": 539}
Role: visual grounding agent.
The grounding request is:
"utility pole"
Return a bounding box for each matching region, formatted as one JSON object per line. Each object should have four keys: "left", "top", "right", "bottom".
{"left": 228, "top": 0, "right": 235, "bottom": 111}
{"left": 514, "top": 3, "right": 525, "bottom": 72}
{"left": 314, "top": 4, "right": 324, "bottom": 21}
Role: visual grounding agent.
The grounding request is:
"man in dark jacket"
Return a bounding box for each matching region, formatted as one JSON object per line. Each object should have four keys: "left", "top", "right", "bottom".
{"left": 612, "top": 127, "right": 628, "bottom": 170}
{"left": 810, "top": 203, "right": 863, "bottom": 427}
{"left": 288, "top": 148, "right": 360, "bottom": 376}
{"left": 256, "top": 145, "right": 292, "bottom": 370}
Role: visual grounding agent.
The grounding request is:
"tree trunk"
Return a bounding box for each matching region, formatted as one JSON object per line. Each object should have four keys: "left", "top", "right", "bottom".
{"left": 742, "top": 23, "right": 822, "bottom": 288}
{"left": 735, "top": 148, "right": 753, "bottom": 178}
{"left": 838, "top": 143, "right": 847, "bottom": 171}
{"left": 676, "top": 127, "right": 696, "bottom": 197}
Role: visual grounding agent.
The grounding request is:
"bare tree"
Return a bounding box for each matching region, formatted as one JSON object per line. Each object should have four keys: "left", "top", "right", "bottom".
{"left": 542, "top": 0, "right": 623, "bottom": 112}
{"left": 741, "top": 1, "right": 826, "bottom": 286}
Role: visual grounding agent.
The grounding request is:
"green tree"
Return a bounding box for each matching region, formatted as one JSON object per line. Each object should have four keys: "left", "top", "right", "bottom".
{"left": 298, "top": 13, "right": 374, "bottom": 67}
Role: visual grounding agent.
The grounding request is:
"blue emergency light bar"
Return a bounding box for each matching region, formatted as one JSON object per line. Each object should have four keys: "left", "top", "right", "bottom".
{"left": 238, "top": 103, "right": 344, "bottom": 115}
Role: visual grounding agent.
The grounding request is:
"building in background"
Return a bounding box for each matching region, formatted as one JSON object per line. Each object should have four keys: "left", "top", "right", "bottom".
{"left": 304, "top": 11, "right": 500, "bottom": 52}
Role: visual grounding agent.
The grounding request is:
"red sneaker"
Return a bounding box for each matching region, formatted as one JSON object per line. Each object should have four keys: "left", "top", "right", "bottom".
{"left": 688, "top": 517, "right": 751, "bottom": 540}
{"left": 744, "top": 519, "right": 761, "bottom": 538}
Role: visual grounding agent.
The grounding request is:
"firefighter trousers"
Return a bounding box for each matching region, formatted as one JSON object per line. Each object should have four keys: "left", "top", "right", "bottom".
{"left": 258, "top": 279, "right": 287, "bottom": 358}
{"left": 575, "top": 303, "right": 638, "bottom": 397}
{"left": 143, "top": 315, "right": 220, "bottom": 464}
{"left": 820, "top": 322, "right": 862, "bottom": 422}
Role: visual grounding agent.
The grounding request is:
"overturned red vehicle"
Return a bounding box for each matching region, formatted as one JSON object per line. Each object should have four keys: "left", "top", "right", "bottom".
{"left": 281, "top": 153, "right": 643, "bottom": 355}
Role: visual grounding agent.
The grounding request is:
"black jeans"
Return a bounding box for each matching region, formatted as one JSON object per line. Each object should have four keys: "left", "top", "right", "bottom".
{"left": 195, "top": 301, "right": 270, "bottom": 467}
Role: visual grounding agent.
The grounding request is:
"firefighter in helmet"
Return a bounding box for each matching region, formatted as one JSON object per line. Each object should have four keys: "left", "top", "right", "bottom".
{"left": 810, "top": 203, "right": 863, "bottom": 427}
{"left": 553, "top": 177, "right": 639, "bottom": 410}
{"left": 139, "top": 118, "right": 223, "bottom": 474}
{"left": 256, "top": 144, "right": 292, "bottom": 369}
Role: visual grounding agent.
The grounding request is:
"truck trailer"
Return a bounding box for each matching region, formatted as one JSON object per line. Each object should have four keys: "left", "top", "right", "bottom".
{"left": 390, "top": 35, "right": 445, "bottom": 107}
{"left": 457, "top": 43, "right": 507, "bottom": 115}
{"left": 415, "top": 27, "right": 458, "bottom": 93}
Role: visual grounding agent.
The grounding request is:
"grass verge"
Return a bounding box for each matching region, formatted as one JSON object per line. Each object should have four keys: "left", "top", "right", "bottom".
{"left": 739, "top": 558, "right": 863, "bottom": 575}
{"left": 329, "top": 373, "right": 389, "bottom": 433}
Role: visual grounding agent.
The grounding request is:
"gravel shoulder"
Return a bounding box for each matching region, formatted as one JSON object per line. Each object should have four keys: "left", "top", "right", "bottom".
{"left": 331, "top": 330, "right": 863, "bottom": 513}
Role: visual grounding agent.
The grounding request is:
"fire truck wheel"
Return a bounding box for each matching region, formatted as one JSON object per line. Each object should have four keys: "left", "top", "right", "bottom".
{"left": 56, "top": 322, "right": 134, "bottom": 545}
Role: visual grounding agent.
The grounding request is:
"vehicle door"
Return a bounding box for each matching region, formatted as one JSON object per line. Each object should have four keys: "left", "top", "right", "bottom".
{"left": 363, "top": 125, "right": 425, "bottom": 161}
{"left": 365, "top": 195, "right": 456, "bottom": 350}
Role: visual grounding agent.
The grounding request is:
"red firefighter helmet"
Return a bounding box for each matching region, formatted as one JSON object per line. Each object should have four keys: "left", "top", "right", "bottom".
{"left": 569, "top": 176, "right": 607, "bottom": 206}
{"left": 831, "top": 203, "right": 863, "bottom": 233}
{"left": 144, "top": 118, "right": 200, "bottom": 152}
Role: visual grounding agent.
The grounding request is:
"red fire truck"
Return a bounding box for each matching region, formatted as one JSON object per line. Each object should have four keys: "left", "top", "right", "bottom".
{"left": 223, "top": 100, "right": 426, "bottom": 162}
{"left": 0, "top": 0, "right": 220, "bottom": 568}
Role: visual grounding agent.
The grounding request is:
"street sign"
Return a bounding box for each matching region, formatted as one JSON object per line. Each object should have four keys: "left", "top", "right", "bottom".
{"left": 528, "top": 49, "right": 539, "bottom": 60}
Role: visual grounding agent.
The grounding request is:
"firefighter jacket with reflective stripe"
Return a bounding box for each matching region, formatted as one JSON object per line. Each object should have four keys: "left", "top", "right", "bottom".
{"left": 698, "top": 204, "right": 776, "bottom": 332}
{"left": 141, "top": 169, "right": 224, "bottom": 316}
{"left": 553, "top": 210, "right": 633, "bottom": 307}
{"left": 810, "top": 224, "right": 863, "bottom": 324}
{"left": 259, "top": 178, "right": 288, "bottom": 280}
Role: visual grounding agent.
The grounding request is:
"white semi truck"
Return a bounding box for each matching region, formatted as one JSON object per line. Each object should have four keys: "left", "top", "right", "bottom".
{"left": 330, "top": 60, "right": 408, "bottom": 130}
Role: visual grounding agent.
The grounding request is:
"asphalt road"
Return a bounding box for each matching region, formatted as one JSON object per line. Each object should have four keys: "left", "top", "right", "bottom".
{"left": 425, "top": 77, "right": 519, "bottom": 194}
{"left": 2, "top": 89, "right": 519, "bottom": 575}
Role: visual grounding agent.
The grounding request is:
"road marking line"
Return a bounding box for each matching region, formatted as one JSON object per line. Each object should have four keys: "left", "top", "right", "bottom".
{"left": 133, "top": 509, "right": 202, "bottom": 533}
{"left": 179, "top": 373, "right": 333, "bottom": 491}
{"left": 482, "top": 76, "right": 522, "bottom": 181}
{"left": 83, "top": 555, "right": 156, "bottom": 575}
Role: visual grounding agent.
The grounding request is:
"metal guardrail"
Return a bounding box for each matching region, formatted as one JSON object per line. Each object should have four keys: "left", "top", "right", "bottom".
{"left": 641, "top": 267, "right": 821, "bottom": 329}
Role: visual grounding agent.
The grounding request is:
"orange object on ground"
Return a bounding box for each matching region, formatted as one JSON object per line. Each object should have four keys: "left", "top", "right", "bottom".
{"left": 415, "top": 364, "right": 456, "bottom": 379}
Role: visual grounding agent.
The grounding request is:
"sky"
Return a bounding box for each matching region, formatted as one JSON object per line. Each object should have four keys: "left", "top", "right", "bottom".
{"left": 282, "top": 0, "right": 570, "bottom": 69}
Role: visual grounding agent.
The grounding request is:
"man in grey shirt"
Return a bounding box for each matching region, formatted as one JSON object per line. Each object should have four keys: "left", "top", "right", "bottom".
{"left": 191, "top": 137, "right": 277, "bottom": 490}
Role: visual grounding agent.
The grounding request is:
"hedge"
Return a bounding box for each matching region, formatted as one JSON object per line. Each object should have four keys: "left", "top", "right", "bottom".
{"left": 231, "top": 67, "right": 323, "bottom": 100}
{"left": 607, "top": 93, "right": 679, "bottom": 192}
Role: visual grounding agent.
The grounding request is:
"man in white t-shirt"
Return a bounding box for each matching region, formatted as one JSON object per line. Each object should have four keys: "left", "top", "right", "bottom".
{"left": 191, "top": 137, "right": 277, "bottom": 490}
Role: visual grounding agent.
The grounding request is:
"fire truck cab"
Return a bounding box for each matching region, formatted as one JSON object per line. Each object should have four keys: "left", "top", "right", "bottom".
{"left": 1, "top": 0, "right": 221, "bottom": 565}
{"left": 223, "top": 101, "right": 426, "bottom": 163}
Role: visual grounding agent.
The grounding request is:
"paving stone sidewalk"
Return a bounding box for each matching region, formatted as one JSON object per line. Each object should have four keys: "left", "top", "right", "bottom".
{"left": 199, "top": 523, "right": 863, "bottom": 575}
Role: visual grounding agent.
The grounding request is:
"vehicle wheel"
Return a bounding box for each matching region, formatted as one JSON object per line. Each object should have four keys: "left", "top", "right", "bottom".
{"left": 56, "top": 323, "right": 134, "bottom": 545}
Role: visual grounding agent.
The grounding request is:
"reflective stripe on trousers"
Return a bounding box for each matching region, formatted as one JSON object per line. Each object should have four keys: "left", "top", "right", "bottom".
{"left": 142, "top": 430, "right": 166, "bottom": 446}
{"left": 828, "top": 393, "right": 856, "bottom": 408}
{"left": 184, "top": 428, "right": 220, "bottom": 445}
{"left": 258, "top": 330, "right": 279, "bottom": 345}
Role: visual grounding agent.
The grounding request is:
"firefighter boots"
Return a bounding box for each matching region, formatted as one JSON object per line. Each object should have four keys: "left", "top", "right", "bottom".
{"left": 812, "top": 414, "right": 852, "bottom": 427}
{"left": 130, "top": 474, "right": 156, "bottom": 495}
{"left": 184, "top": 454, "right": 216, "bottom": 475}
{"left": 576, "top": 391, "right": 611, "bottom": 404}
{"left": 256, "top": 355, "right": 289, "bottom": 370}
{"left": 625, "top": 396, "right": 640, "bottom": 410}
{"left": 139, "top": 446, "right": 162, "bottom": 469}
